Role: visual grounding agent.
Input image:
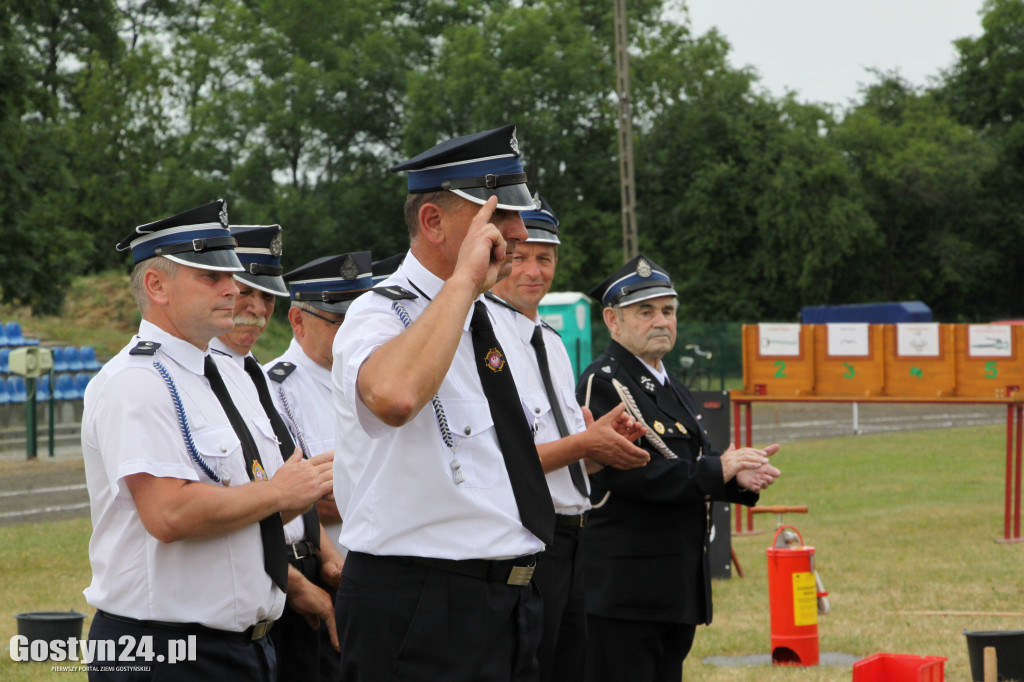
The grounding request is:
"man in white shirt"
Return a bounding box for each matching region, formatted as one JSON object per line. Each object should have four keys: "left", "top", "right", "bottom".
{"left": 332, "top": 125, "right": 554, "bottom": 681}
{"left": 82, "top": 200, "right": 333, "bottom": 681}
{"left": 211, "top": 225, "right": 345, "bottom": 682}
{"left": 489, "top": 193, "right": 649, "bottom": 682}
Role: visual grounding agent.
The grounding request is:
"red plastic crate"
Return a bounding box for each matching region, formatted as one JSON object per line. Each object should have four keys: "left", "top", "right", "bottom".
{"left": 852, "top": 653, "right": 947, "bottom": 682}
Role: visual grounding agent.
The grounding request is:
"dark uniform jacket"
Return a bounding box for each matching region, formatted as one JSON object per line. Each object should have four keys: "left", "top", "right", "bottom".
{"left": 576, "top": 340, "right": 759, "bottom": 626}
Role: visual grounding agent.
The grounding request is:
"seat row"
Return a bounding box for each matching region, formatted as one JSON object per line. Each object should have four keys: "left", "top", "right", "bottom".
{"left": 0, "top": 346, "right": 103, "bottom": 374}
{"left": 0, "top": 372, "right": 95, "bottom": 404}
{"left": 0, "top": 322, "right": 40, "bottom": 347}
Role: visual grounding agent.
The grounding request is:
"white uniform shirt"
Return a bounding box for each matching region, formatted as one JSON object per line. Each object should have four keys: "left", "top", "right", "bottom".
{"left": 495, "top": 308, "right": 590, "bottom": 515}
{"left": 208, "top": 337, "right": 308, "bottom": 546}
{"left": 265, "top": 338, "right": 340, "bottom": 546}
{"left": 81, "top": 320, "right": 286, "bottom": 630}
{"left": 331, "top": 252, "right": 545, "bottom": 559}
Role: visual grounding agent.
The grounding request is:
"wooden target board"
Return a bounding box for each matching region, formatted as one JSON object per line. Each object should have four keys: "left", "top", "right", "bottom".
{"left": 955, "top": 324, "right": 1024, "bottom": 398}
{"left": 741, "top": 323, "right": 1024, "bottom": 399}
{"left": 812, "top": 324, "right": 885, "bottom": 397}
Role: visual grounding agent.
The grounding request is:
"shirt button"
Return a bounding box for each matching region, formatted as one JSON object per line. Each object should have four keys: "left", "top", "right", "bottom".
{"left": 464, "top": 426, "right": 471, "bottom": 435}
{"left": 220, "top": 445, "right": 227, "bottom": 453}
{"left": 534, "top": 407, "right": 541, "bottom": 414}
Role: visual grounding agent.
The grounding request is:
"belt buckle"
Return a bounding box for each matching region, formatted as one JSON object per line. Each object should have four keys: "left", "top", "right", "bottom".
{"left": 250, "top": 620, "right": 272, "bottom": 640}
{"left": 577, "top": 513, "right": 586, "bottom": 528}
{"left": 506, "top": 562, "right": 535, "bottom": 586}
{"left": 291, "top": 542, "right": 303, "bottom": 560}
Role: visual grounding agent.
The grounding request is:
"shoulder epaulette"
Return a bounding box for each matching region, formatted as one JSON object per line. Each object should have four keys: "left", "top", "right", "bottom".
{"left": 592, "top": 355, "right": 619, "bottom": 377}
{"left": 129, "top": 341, "right": 161, "bottom": 356}
{"left": 267, "top": 361, "right": 297, "bottom": 383}
{"left": 372, "top": 285, "right": 417, "bottom": 301}
{"left": 539, "top": 319, "right": 562, "bottom": 337}
{"left": 210, "top": 348, "right": 231, "bottom": 357}
{"left": 484, "top": 292, "right": 525, "bottom": 315}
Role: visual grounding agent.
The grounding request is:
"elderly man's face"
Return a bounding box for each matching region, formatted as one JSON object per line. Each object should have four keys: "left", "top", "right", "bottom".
{"left": 219, "top": 282, "right": 275, "bottom": 355}
{"left": 606, "top": 296, "right": 678, "bottom": 366}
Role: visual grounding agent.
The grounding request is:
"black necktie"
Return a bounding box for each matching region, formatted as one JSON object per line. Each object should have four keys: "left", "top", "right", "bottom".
{"left": 529, "top": 326, "right": 589, "bottom": 498}
{"left": 470, "top": 301, "right": 555, "bottom": 545}
{"left": 204, "top": 356, "right": 289, "bottom": 591}
{"left": 243, "top": 355, "right": 320, "bottom": 551}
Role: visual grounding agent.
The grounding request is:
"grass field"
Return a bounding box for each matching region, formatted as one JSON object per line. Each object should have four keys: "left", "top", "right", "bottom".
{"left": 3, "top": 423, "right": 1023, "bottom": 681}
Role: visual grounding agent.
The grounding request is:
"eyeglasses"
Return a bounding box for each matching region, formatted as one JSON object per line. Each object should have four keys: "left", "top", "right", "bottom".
{"left": 301, "top": 308, "right": 344, "bottom": 326}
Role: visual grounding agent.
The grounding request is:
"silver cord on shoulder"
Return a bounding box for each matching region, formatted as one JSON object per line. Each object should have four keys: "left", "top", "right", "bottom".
{"left": 392, "top": 301, "right": 464, "bottom": 484}
{"left": 276, "top": 386, "right": 311, "bottom": 459}
{"left": 611, "top": 378, "right": 678, "bottom": 460}
{"left": 154, "top": 360, "right": 225, "bottom": 485}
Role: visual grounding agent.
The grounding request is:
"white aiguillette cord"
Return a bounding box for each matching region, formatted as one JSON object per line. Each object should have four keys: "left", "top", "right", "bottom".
{"left": 391, "top": 300, "right": 465, "bottom": 484}
{"left": 611, "top": 377, "right": 678, "bottom": 460}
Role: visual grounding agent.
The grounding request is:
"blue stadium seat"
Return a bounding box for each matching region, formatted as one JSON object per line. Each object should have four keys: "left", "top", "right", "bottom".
{"left": 0, "top": 323, "right": 8, "bottom": 347}
{"left": 8, "top": 376, "right": 27, "bottom": 402}
{"left": 79, "top": 346, "right": 102, "bottom": 371}
{"left": 0, "top": 378, "right": 9, "bottom": 404}
{"left": 4, "top": 322, "right": 23, "bottom": 346}
{"left": 55, "top": 373, "right": 76, "bottom": 401}
{"left": 51, "top": 346, "right": 68, "bottom": 372}
{"left": 0, "top": 347, "right": 9, "bottom": 373}
{"left": 64, "top": 346, "right": 83, "bottom": 372}
{"left": 37, "top": 374, "right": 51, "bottom": 401}
{"left": 74, "top": 372, "right": 92, "bottom": 397}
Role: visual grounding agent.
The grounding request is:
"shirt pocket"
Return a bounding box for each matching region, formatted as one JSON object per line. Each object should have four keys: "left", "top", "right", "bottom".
{"left": 520, "top": 390, "right": 551, "bottom": 438}
{"left": 443, "top": 398, "right": 502, "bottom": 489}
{"left": 191, "top": 424, "right": 242, "bottom": 485}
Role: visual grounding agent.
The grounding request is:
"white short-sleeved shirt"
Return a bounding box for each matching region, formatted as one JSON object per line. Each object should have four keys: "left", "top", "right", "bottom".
{"left": 331, "top": 252, "right": 545, "bottom": 560}
{"left": 208, "top": 336, "right": 308, "bottom": 546}
{"left": 265, "top": 338, "right": 340, "bottom": 546}
{"left": 493, "top": 307, "right": 591, "bottom": 515}
{"left": 82, "top": 320, "right": 287, "bottom": 631}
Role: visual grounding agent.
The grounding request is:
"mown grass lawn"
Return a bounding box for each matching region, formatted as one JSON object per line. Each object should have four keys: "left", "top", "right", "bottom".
{"left": 2, "top": 423, "right": 1022, "bottom": 681}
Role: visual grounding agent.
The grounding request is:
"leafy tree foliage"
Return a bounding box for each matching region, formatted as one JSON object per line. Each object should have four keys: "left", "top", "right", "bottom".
{"left": 3, "top": 0, "right": 1024, "bottom": 323}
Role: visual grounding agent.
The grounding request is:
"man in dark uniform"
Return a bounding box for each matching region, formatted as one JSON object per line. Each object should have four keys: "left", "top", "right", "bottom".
{"left": 576, "top": 255, "right": 781, "bottom": 682}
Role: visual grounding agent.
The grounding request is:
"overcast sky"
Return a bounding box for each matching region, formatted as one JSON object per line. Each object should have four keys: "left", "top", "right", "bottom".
{"left": 682, "top": 0, "right": 987, "bottom": 107}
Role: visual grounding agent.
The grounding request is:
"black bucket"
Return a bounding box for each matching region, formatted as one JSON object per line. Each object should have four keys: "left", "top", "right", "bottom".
{"left": 964, "top": 630, "right": 1024, "bottom": 682}
{"left": 14, "top": 611, "right": 86, "bottom": 662}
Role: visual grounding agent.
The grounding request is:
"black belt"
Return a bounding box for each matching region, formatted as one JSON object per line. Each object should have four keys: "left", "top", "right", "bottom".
{"left": 556, "top": 512, "right": 588, "bottom": 528}
{"left": 288, "top": 539, "right": 317, "bottom": 561}
{"left": 355, "top": 552, "right": 538, "bottom": 586}
{"left": 97, "top": 610, "right": 274, "bottom": 641}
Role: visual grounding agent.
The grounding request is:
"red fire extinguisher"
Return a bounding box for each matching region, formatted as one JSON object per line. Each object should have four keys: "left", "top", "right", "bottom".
{"left": 766, "top": 525, "right": 828, "bottom": 666}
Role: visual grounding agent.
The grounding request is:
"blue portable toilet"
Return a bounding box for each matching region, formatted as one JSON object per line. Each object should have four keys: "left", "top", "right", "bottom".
{"left": 537, "top": 292, "right": 592, "bottom": 380}
{"left": 800, "top": 301, "right": 932, "bottom": 324}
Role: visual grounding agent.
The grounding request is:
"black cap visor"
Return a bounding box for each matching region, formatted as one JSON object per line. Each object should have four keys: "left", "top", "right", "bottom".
{"left": 615, "top": 285, "right": 679, "bottom": 308}
{"left": 235, "top": 272, "right": 289, "bottom": 297}
{"left": 450, "top": 183, "right": 536, "bottom": 212}
{"left": 525, "top": 227, "right": 560, "bottom": 245}
{"left": 163, "top": 249, "right": 244, "bottom": 272}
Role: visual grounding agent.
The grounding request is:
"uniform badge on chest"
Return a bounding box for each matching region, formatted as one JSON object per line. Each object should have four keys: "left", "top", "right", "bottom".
{"left": 640, "top": 376, "right": 656, "bottom": 393}
{"left": 484, "top": 347, "right": 505, "bottom": 372}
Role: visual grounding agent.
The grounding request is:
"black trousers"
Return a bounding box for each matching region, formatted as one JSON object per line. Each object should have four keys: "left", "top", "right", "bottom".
{"left": 585, "top": 615, "right": 696, "bottom": 682}
{"left": 87, "top": 610, "right": 277, "bottom": 682}
{"left": 270, "top": 553, "right": 342, "bottom": 682}
{"left": 534, "top": 524, "right": 586, "bottom": 682}
{"left": 335, "top": 552, "right": 543, "bottom": 682}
